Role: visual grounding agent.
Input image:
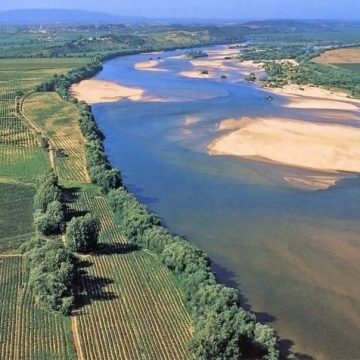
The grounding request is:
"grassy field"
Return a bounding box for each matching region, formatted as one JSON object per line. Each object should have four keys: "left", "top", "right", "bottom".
{"left": 23, "top": 92, "right": 88, "bottom": 183}
{"left": 0, "top": 256, "right": 76, "bottom": 360}
{"left": 0, "top": 59, "right": 85, "bottom": 182}
{"left": 66, "top": 191, "right": 192, "bottom": 359}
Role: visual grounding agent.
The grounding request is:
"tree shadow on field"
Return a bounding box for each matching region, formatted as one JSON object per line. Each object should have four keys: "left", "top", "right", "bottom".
{"left": 62, "top": 187, "right": 89, "bottom": 222}
{"left": 61, "top": 187, "right": 81, "bottom": 204}
{"left": 74, "top": 259, "right": 118, "bottom": 313}
{"left": 94, "top": 242, "right": 139, "bottom": 256}
{"left": 211, "top": 261, "right": 315, "bottom": 360}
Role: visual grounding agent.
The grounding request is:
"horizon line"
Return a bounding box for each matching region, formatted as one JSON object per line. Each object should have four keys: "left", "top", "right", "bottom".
{"left": 0, "top": 8, "right": 359, "bottom": 22}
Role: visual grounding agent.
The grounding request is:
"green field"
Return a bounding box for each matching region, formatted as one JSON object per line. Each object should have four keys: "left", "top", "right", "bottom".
{"left": 334, "top": 63, "right": 360, "bottom": 72}
{"left": 0, "top": 256, "right": 76, "bottom": 359}
{"left": 0, "top": 146, "right": 49, "bottom": 184}
{"left": 0, "top": 58, "right": 88, "bottom": 94}
{"left": 0, "top": 183, "right": 35, "bottom": 253}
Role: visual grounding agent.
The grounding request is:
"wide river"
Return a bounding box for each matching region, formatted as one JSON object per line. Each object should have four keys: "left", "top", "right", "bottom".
{"left": 92, "top": 46, "right": 360, "bottom": 359}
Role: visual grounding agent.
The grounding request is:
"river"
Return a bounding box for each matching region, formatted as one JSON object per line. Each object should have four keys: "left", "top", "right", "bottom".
{"left": 91, "top": 46, "right": 360, "bottom": 359}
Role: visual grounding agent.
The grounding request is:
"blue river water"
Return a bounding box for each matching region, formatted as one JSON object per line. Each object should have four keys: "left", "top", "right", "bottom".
{"left": 92, "top": 46, "right": 360, "bottom": 359}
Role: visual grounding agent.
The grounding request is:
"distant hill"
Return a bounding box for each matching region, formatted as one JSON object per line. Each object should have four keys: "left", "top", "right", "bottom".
{"left": 241, "top": 19, "right": 357, "bottom": 33}
{"left": 0, "top": 9, "right": 124, "bottom": 25}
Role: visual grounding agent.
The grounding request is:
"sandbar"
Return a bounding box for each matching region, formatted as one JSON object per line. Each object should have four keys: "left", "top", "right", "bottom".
{"left": 185, "top": 115, "right": 201, "bottom": 125}
{"left": 180, "top": 70, "right": 214, "bottom": 79}
{"left": 208, "top": 117, "right": 360, "bottom": 189}
{"left": 134, "top": 60, "right": 167, "bottom": 72}
{"left": 267, "top": 84, "right": 360, "bottom": 111}
{"left": 70, "top": 79, "right": 165, "bottom": 104}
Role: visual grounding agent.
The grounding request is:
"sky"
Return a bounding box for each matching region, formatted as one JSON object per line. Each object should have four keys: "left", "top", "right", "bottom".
{"left": 0, "top": 0, "right": 359, "bottom": 20}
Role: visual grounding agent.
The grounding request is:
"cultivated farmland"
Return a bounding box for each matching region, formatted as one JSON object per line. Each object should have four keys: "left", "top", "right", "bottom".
{"left": 0, "top": 146, "right": 49, "bottom": 183}
{"left": 0, "top": 58, "right": 88, "bottom": 94}
{"left": 66, "top": 191, "right": 193, "bottom": 359}
{"left": 23, "top": 92, "right": 89, "bottom": 183}
{"left": 0, "top": 256, "right": 76, "bottom": 360}
{"left": 0, "top": 183, "right": 35, "bottom": 253}
{"left": 0, "top": 31, "right": 195, "bottom": 360}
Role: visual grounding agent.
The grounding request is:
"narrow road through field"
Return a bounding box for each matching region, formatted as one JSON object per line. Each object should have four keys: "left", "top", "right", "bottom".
{"left": 0, "top": 254, "right": 22, "bottom": 258}
{"left": 71, "top": 316, "right": 84, "bottom": 360}
{"left": 20, "top": 93, "right": 57, "bottom": 173}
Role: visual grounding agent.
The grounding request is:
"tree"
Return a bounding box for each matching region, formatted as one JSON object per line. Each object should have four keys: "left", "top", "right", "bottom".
{"left": 89, "top": 165, "right": 121, "bottom": 194}
{"left": 66, "top": 213, "right": 100, "bottom": 253}
{"left": 189, "top": 308, "right": 256, "bottom": 359}
{"left": 34, "top": 201, "right": 64, "bottom": 235}
{"left": 21, "top": 238, "right": 75, "bottom": 315}
{"left": 254, "top": 323, "right": 279, "bottom": 360}
{"left": 190, "top": 284, "right": 239, "bottom": 318}
{"left": 33, "top": 172, "right": 60, "bottom": 212}
{"left": 162, "top": 241, "right": 210, "bottom": 275}
{"left": 245, "top": 72, "right": 257, "bottom": 82}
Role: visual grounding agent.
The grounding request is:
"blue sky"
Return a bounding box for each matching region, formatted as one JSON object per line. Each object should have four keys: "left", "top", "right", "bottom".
{"left": 0, "top": 0, "right": 358, "bottom": 20}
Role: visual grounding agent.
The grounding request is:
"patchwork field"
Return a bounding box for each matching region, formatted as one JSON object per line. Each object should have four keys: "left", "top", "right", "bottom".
{"left": 23, "top": 92, "right": 88, "bottom": 183}
{"left": 0, "top": 256, "right": 76, "bottom": 360}
{"left": 66, "top": 191, "right": 192, "bottom": 360}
